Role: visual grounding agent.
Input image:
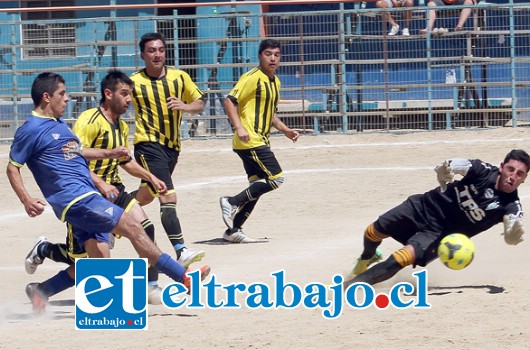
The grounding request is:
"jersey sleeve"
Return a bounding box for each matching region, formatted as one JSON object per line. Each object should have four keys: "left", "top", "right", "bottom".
{"left": 447, "top": 158, "right": 472, "bottom": 176}
{"left": 181, "top": 71, "right": 205, "bottom": 103}
{"left": 227, "top": 74, "right": 251, "bottom": 105}
{"left": 9, "top": 123, "right": 36, "bottom": 167}
{"left": 73, "top": 114, "right": 100, "bottom": 147}
{"left": 505, "top": 200, "right": 523, "bottom": 220}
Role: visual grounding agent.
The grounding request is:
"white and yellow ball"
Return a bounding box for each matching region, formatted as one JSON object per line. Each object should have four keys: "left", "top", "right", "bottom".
{"left": 437, "top": 233, "right": 475, "bottom": 270}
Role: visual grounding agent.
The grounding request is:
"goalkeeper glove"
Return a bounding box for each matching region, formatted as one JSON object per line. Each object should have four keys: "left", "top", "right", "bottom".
{"left": 434, "top": 160, "right": 454, "bottom": 192}
{"left": 502, "top": 215, "right": 524, "bottom": 245}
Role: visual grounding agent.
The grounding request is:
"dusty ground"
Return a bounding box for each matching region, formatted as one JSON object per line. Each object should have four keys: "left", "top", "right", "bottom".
{"left": 1, "top": 127, "right": 529, "bottom": 350}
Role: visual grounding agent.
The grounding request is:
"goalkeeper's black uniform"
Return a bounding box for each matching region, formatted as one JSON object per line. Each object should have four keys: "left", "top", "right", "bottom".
{"left": 374, "top": 159, "right": 523, "bottom": 266}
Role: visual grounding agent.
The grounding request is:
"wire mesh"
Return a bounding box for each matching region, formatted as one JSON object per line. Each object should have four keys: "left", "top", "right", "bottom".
{"left": 0, "top": 1, "right": 528, "bottom": 140}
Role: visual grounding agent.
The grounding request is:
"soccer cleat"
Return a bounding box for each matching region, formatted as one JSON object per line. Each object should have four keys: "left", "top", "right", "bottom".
{"left": 177, "top": 248, "right": 205, "bottom": 268}
{"left": 25, "top": 236, "right": 49, "bottom": 275}
{"left": 388, "top": 25, "right": 399, "bottom": 36}
{"left": 25, "top": 283, "right": 47, "bottom": 315}
{"left": 402, "top": 28, "right": 410, "bottom": 36}
{"left": 352, "top": 248, "right": 383, "bottom": 276}
{"left": 222, "top": 229, "right": 257, "bottom": 243}
{"left": 147, "top": 284, "right": 163, "bottom": 305}
{"left": 183, "top": 265, "right": 211, "bottom": 293}
{"left": 219, "top": 196, "right": 238, "bottom": 229}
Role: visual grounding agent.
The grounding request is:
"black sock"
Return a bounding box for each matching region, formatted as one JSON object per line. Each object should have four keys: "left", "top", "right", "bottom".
{"left": 232, "top": 180, "right": 275, "bottom": 206}
{"left": 360, "top": 235, "right": 382, "bottom": 260}
{"left": 232, "top": 199, "right": 259, "bottom": 229}
{"left": 142, "top": 219, "right": 159, "bottom": 283}
{"left": 160, "top": 202, "right": 184, "bottom": 248}
{"left": 353, "top": 255, "right": 403, "bottom": 285}
{"left": 40, "top": 242, "right": 73, "bottom": 265}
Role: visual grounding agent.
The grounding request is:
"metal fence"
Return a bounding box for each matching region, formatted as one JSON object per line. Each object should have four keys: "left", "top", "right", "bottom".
{"left": 0, "top": 1, "right": 529, "bottom": 140}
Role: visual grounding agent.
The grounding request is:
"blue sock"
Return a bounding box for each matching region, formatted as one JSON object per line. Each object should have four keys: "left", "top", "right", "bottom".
{"left": 155, "top": 253, "right": 186, "bottom": 283}
{"left": 40, "top": 269, "right": 75, "bottom": 298}
{"left": 173, "top": 243, "right": 185, "bottom": 251}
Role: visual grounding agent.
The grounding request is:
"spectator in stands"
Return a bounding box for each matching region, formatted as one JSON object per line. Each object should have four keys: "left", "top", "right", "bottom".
{"left": 420, "top": 0, "right": 477, "bottom": 35}
{"left": 376, "top": 0, "right": 414, "bottom": 36}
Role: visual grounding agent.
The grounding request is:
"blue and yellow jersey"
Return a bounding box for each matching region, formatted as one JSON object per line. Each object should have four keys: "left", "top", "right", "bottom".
{"left": 9, "top": 112, "right": 99, "bottom": 221}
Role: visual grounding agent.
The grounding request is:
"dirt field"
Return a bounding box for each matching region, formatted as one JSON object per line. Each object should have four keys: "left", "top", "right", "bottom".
{"left": 1, "top": 127, "right": 529, "bottom": 350}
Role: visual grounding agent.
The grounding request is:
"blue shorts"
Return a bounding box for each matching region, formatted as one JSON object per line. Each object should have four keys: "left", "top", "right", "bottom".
{"left": 64, "top": 193, "right": 124, "bottom": 249}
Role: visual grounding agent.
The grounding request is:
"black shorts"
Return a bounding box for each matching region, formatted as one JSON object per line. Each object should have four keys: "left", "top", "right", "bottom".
{"left": 66, "top": 183, "right": 136, "bottom": 260}
{"left": 234, "top": 146, "right": 283, "bottom": 181}
{"left": 134, "top": 142, "right": 179, "bottom": 193}
{"left": 373, "top": 194, "right": 446, "bottom": 267}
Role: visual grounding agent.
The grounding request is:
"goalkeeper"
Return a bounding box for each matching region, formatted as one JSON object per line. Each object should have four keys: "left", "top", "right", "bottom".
{"left": 345, "top": 149, "right": 529, "bottom": 288}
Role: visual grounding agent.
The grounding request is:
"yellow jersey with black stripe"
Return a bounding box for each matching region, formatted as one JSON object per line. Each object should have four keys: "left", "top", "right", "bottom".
{"left": 73, "top": 107, "right": 129, "bottom": 185}
{"left": 228, "top": 67, "right": 281, "bottom": 150}
{"left": 130, "top": 66, "right": 204, "bottom": 151}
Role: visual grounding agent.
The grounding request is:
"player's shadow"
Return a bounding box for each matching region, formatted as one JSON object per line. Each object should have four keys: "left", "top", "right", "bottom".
{"left": 193, "top": 237, "right": 270, "bottom": 245}
{"left": 149, "top": 312, "right": 198, "bottom": 318}
{"left": 5, "top": 307, "right": 74, "bottom": 321}
{"left": 428, "top": 285, "right": 505, "bottom": 296}
{"left": 49, "top": 299, "right": 75, "bottom": 306}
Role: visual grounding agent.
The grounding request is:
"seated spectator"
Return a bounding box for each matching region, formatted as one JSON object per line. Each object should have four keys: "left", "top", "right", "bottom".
{"left": 420, "top": 0, "right": 477, "bottom": 34}
{"left": 376, "top": 0, "right": 414, "bottom": 36}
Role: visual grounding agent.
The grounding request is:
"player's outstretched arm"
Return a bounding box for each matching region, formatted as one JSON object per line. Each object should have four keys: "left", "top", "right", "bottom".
{"left": 120, "top": 160, "right": 167, "bottom": 195}
{"left": 82, "top": 145, "right": 130, "bottom": 161}
{"left": 224, "top": 96, "right": 249, "bottom": 142}
{"left": 434, "top": 158, "right": 471, "bottom": 192}
{"left": 6, "top": 163, "right": 47, "bottom": 217}
{"left": 502, "top": 214, "right": 524, "bottom": 245}
{"left": 272, "top": 114, "right": 300, "bottom": 143}
{"left": 90, "top": 171, "right": 119, "bottom": 201}
{"left": 434, "top": 160, "right": 454, "bottom": 192}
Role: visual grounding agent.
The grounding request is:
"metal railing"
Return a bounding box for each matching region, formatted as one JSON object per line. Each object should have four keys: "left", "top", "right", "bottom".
{"left": 0, "top": 0, "right": 528, "bottom": 140}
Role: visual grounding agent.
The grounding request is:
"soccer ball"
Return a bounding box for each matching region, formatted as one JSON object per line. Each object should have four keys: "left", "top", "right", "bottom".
{"left": 437, "top": 233, "right": 475, "bottom": 270}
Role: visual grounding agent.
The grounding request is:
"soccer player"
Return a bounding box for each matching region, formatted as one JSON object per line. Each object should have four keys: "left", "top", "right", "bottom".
{"left": 219, "top": 39, "right": 300, "bottom": 243}
{"left": 7, "top": 72, "right": 210, "bottom": 313}
{"left": 23, "top": 69, "right": 180, "bottom": 305}
{"left": 130, "top": 32, "right": 205, "bottom": 264}
{"left": 345, "top": 149, "right": 529, "bottom": 288}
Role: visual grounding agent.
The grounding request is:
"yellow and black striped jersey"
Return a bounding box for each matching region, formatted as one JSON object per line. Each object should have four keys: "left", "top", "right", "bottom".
{"left": 73, "top": 107, "right": 129, "bottom": 185}
{"left": 228, "top": 67, "right": 281, "bottom": 150}
{"left": 130, "top": 66, "right": 204, "bottom": 151}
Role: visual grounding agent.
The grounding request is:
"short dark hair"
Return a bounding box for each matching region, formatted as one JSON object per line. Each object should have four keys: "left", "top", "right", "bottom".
{"left": 504, "top": 149, "right": 530, "bottom": 172}
{"left": 258, "top": 39, "right": 281, "bottom": 55}
{"left": 31, "top": 72, "right": 65, "bottom": 107}
{"left": 100, "top": 69, "right": 133, "bottom": 104}
{"left": 139, "top": 32, "right": 166, "bottom": 52}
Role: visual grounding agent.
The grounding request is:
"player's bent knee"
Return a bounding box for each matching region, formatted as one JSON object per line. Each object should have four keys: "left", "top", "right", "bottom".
{"left": 116, "top": 212, "right": 145, "bottom": 238}
{"left": 270, "top": 176, "right": 284, "bottom": 189}
{"left": 136, "top": 188, "right": 155, "bottom": 206}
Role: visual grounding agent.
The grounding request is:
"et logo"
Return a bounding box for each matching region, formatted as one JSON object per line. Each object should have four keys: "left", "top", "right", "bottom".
{"left": 75, "top": 258, "right": 148, "bottom": 330}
